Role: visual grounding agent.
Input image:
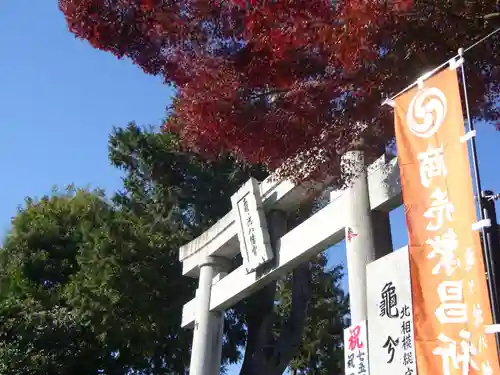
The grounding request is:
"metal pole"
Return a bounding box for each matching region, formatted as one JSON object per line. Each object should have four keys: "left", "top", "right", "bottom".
{"left": 482, "top": 191, "right": 500, "bottom": 318}
{"left": 458, "top": 49, "right": 500, "bottom": 352}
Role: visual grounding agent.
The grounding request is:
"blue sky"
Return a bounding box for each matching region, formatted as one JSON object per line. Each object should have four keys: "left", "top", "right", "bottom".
{"left": 0, "top": 2, "right": 172, "bottom": 236}
{"left": 2, "top": 2, "right": 500, "bottom": 375}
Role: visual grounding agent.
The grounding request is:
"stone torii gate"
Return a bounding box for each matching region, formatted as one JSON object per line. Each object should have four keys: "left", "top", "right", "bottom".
{"left": 178, "top": 151, "right": 404, "bottom": 375}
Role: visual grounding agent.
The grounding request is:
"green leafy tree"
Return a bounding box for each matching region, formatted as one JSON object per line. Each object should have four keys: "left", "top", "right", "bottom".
{"left": 0, "top": 186, "right": 201, "bottom": 374}
{"left": 0, "top": 189, "right": 129, "bottom": 375}
{"left": 0, "top": 125, "right": 262, "bottom": 374}
{"left": 0, "top": 124, "right": 348, "bottom": 374}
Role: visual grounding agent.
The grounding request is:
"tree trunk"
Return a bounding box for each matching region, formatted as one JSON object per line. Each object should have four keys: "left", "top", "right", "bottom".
{"left": 239, "top": 262, "right": 312, "bottom": 375}
{"left": 239, "top": 280, "right": 278, "bottom": 375}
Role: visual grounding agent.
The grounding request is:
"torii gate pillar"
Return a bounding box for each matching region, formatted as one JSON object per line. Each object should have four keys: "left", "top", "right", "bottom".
{"left": 189, "top": 256, "right": 229, "bottom": 375}
{"left": 343, "top": 150, "right": 380, "bottom": 324}
{"left": 189, "top": 210, "right": 287, "bottom": 375}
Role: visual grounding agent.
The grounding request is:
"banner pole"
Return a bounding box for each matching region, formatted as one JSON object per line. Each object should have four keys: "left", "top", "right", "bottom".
{"left": 458, "top": 48, "right": 500, "bottom": 355}
{"left": 482, "top": 191, "right": 500, "bottom": 308}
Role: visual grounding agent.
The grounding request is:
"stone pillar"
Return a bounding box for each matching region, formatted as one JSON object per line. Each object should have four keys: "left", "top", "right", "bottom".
{"left": 208, "top": 268, "right": 229, "bottom": 375}
{"left": 189, "top": 257, "right": 228, "bottom": 375}
{"left": 208, "top": 309, "right": 225, "bottom": 375}
{"left": 268, "top": 209, "right": 287, "bottom": 251}
{"left": 343, "top": 150, "right": 376, "bottom": 324}
{"left": 371, "top": 210, "right": 393, "bottom": 259}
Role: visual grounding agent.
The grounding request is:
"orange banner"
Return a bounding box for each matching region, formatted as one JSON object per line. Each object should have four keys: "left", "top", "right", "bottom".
{"left": 394, "top": 66, "right": 500, "bottom": 374}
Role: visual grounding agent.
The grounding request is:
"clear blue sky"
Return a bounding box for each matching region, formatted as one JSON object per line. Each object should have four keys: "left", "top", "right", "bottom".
{"left": 0, "top": 2, "right": 172, "bottom": 235}
{"left": 2, "top": 3, "right": 500, "bottom": 375}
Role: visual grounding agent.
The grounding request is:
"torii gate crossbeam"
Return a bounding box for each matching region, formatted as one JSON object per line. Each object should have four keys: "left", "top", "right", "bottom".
{"left": 181, "top": 156, "right": 402, "bottom": 328}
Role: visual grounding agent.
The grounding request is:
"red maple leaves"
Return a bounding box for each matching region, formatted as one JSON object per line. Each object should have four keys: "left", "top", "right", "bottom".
{"left": 231, "top": 0, "right": 257, "bottom": 8}
{"left": 140, "top": 0, "right": 156, "bottom": 11}
{"left": 59, "top": 0, "right": 500, "bottom": 185}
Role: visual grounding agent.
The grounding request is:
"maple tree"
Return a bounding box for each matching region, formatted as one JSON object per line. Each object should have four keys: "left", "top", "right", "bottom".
{"left": 59, "top": 0, "right": 500, "bottom": 183}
